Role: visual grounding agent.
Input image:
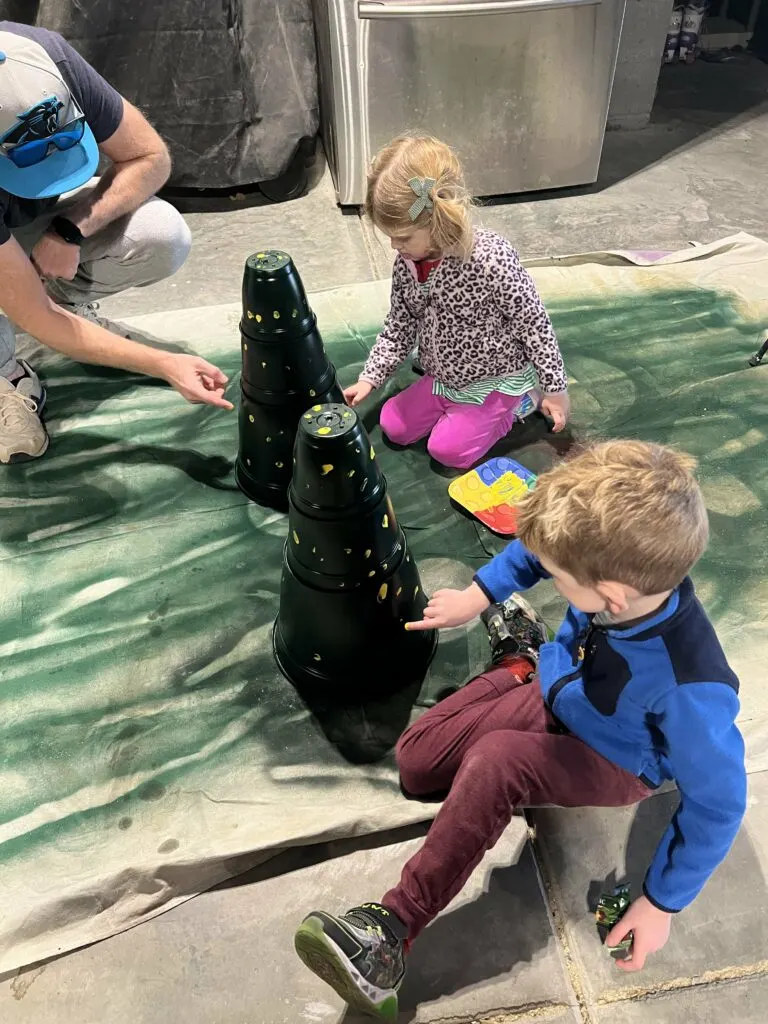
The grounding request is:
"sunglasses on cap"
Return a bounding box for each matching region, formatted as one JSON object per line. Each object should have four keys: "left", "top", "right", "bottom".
{"left": 2, "top": 114, "right": 86, "bottom": 169}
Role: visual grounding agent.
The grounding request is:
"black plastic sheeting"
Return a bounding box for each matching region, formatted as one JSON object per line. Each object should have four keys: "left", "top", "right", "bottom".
{"left": 0, "top": 0, "right": 320, "bottom": 189}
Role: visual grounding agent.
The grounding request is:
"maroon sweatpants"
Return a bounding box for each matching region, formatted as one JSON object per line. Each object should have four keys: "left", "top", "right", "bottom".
{"left": 382, "top": 658, "right": 651, "bottom": 940}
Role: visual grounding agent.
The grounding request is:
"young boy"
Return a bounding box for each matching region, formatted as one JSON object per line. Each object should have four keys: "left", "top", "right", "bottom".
{"left": 293, "top": 441, "right": 747, "bottom": 1020}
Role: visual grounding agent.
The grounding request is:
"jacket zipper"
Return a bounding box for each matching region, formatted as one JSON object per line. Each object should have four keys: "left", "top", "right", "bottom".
{"left": 546, "top": 624, "right": 593, "bottom": 711}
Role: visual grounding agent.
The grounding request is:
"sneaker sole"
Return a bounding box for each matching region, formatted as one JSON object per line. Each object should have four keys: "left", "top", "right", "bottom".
{"left": 2, "top": 432, "right": 49, "bottom": 464}
{"left": 294, "top": 916, "right": 399, "bottom": 1021}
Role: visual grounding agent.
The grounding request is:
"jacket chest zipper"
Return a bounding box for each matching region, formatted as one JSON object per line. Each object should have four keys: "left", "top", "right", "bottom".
{"left": 547, "top": 625, "right": 594, "bottom": 710}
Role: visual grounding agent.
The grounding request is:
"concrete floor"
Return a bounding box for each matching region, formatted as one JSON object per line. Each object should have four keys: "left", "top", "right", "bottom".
{"left": 3, "top": 57, "right": 768, "bottom": 1024}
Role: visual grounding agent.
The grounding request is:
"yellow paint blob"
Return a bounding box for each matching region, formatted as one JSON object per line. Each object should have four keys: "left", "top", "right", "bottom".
{"left": 246, "top": 458, "right": 251, "bottom": 467}
{"left": 313, "top": 654, "right": 321, "bottom": 662}
{"left": 312, "top": 405, "right": 322, "bottom": 412}
{"left": 364, "top": 549, "right": 372, "bottom": 559}
{"left": 368, "top": 571, "right": 375, "bottom": 578}
{"left": 248, "top": 414, "right": 254, "bottom": 423}
{"left": 275, "top": 461, "right": 284, "bottom": 468}
{"left": 396, "top": 587, "right": 403, "bottom": 597}
{"left": 377, "top": 583, "right": 388, "bottom": 602}
{"left": 312, "top": 547, "right": 316, "bottom": 554}
{"left": 309, "top": 389, "right": 316, "bottom": 397}
{"left": 292, "top": 309, "right": 298, "bottom": 318}
{"left": 243, "top": 342, "right": 248, "bottom": 350}
{"left": 317, "top": 427, "right": 331, "bottom": 436}
{"left": 344, "top": 548, "right": 352, "bottom": 555}
{"left": 382, "top": 563, "right": 388, "bottom": 571}
{"left": 256, "top": 252, "right": 266, "bottom": 258}
{"left": 266, "top": 436, "right": 272, "bottom": 442}
{"left": 273, "top": 310, "right": 280, "bottom": 319}
{"left": 370, "top": 445, "right": 376, "bottom": 460}
{"left": 414, "top": 586, "right": 420, "bottom": 596}
{"left": 261, "top": 361, "right": 266, "bottom": 368}
{"left": 347, "top": 470, "right": 355, "bottom": 478}
{"left": 304, "top": 413, "right": 312, "bottom": 420}
{"left": 292, "top": 531, "right": 300, "bottom": 545}
{"left": 246, "top": 310, "right": 254, "bottom": 319}
{"left": 382, "top": 514, "right": 389, "bottom": 528}
{"left": 255, "top": 314, "right": 262, "bottom": 323}
{"left": 320, "top": 464, "right": 334, "bottom": 475}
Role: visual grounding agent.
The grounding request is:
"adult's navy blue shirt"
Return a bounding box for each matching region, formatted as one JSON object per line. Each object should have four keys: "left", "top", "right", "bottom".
{"left": 0, "top": 22, "right": 124, "bottom": 244}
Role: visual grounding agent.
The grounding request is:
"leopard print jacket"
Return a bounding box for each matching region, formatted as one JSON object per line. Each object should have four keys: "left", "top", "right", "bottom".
{"left": 360, "top": 229, "right": 567, "bottom": 394}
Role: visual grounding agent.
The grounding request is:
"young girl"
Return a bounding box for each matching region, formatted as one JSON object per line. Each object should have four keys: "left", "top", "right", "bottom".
{"left": 344, "top": 135, "right": 569, "bottom": 470}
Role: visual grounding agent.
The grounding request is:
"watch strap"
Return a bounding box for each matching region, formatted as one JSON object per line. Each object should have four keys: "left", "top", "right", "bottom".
{"left": 51, "top": 216, "right": 84, "bottom": 246}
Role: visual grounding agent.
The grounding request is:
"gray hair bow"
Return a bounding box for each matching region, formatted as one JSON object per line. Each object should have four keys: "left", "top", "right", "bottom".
{"left": 408, "top": 177, "right": 436, "bottom": 221}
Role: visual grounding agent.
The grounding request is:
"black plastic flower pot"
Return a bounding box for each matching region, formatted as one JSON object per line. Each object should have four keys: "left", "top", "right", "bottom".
{"left": 273, "top": 404, "right": 438, "bottom": 693}
{"left": 234, "top": 250, "right": 344, "bottom": 510}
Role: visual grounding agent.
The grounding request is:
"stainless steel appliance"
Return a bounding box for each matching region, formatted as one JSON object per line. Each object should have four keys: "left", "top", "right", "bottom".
{"left": 313, "top": 0, "right": 627, "bottom": 205}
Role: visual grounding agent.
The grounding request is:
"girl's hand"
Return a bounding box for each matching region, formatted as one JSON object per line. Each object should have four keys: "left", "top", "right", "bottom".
{"left": 606, "top": 895, "right": 672, "bottom": 972}
{"left": 344, "top": 380, "right": 374, "bottom": 407}
{"left": 406, "top": 583, "right": 490, "bottom": 631}
{"left": 541, "top": 391, "right": 570, "bottom": 432}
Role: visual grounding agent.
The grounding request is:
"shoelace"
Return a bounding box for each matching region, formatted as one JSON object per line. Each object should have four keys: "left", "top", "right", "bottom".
{"left": 0, "top": 390, "right": 39, "bottom": 430}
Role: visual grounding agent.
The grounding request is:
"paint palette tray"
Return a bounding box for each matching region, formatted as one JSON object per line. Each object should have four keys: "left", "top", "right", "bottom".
{"left": 448, "top": 456, "right": 537, "bottom": 536}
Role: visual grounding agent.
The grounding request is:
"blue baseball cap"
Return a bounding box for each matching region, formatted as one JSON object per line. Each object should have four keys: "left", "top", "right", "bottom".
{"left": 0, "top": 32, "right": 98, "bottom": 200}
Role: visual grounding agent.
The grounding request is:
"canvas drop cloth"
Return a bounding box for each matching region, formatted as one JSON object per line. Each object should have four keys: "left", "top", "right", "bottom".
{"left": 1, "top": 233, "right": 767, "bottom": 973}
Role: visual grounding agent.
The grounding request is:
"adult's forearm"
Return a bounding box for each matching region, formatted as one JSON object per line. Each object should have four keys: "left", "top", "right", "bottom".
{"left": 21, "top": 302, "right": 172, "bottom": 379}
{"left": 66, "top": 151, "right": 172, "bottom": 238}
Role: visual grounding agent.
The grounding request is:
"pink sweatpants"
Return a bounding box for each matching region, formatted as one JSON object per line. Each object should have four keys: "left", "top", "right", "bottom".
{"left": 379, "top": 374, "right": 533, "bottom": 470}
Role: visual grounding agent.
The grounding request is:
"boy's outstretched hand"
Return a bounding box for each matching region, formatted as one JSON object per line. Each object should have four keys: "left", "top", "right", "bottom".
{"left": 406, "top": 583, "right": 490, "bottom": 631}
{"left": 606, "top": 895, "right": 672, "bottom": 971}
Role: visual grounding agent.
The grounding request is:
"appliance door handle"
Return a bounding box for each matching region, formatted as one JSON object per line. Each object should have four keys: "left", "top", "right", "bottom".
{"left": 358, "top": 0, "right": 601, "bottom": 18}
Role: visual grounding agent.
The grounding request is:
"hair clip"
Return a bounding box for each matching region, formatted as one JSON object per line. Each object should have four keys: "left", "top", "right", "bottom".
{"left": 408, "top": 177, "right": 436, "bottom": 221}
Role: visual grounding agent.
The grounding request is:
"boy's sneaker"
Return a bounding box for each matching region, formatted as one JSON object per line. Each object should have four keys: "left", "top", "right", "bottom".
{"left": 481, "top": 593, "right": 549, "bottom": 667}
{"left": 0, "top": 361, "right": 48, "bottom": 463}
{"left": 294, "top": 902, "right": 407, "bottom": 1020}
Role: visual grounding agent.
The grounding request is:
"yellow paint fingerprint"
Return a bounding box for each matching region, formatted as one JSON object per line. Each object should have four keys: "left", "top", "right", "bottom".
{"left": 396, "top": 587, "right": 403, "bottom": 597}
{"left": 273, "top": 310, "right": 280, "bottom": 319}
{"left": 275, "top": 461, "right": 284, "bottom": 468}
{"left": 255, "top": 314, "right": 262, "bottom": 323}
{"left": 320, "top": 464, "right": 334, "bottom": 475}
{"left": 312, "top": 404, "right": 322, "bottom": 412}
{"left": 364, "top": 549, "right": 372, "bottom": 559}
{"left": 382, "top": 514, "right": 389, "bottom": 528}
{"left": 317, "top": 426, "right": 331, "bottom": 436}
{"left": 256, "top": 252, "right": 266, "bottom": 258}
{"left": 248, "top": 414, "right": 254, "bottom": 423}
{"left": 304, "top": 413, "right": 312, "bottom": 420}
{"left": 377, "top": 583, "right": 388, "bottom": 602}
{"left": 368, "top": 571, "right": 375, "bottom": 578}
{"left": 292, "top": 531, "right": 300, "bottom": 545}
{"left": 309, "top": 389, "right": 316, "bottom": 397}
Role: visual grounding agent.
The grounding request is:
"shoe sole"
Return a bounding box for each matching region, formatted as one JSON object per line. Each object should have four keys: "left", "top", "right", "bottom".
{"left": 294, "top": 916, "right": 399, "bottom": 1021}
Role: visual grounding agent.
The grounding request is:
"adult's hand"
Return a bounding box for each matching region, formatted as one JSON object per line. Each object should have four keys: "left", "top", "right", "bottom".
{"left": 406, "top": 583, "right": 490, "bottom": 631}
{"left": 31, "top": 233, "right": 80, "bottom": 281}
{"left": 344, "top": 380, "right": 374, "bottom": 407}
{"left": 161, "top": 353, "right": 233, "bottom": 409}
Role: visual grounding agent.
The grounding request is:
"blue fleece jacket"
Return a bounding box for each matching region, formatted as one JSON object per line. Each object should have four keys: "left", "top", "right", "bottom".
{"left": 474, "top": 540, "right": 746, "bottom": 914}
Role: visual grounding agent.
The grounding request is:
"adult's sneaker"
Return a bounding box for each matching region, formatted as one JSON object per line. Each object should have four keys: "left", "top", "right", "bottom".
{"left": 63, "top": 301, "right": 133, "bottom": 339}
{"left": 481, "top": 593, "right": 550, "bottom": 667}
{"left": 294, "top": 902, "right": 407, "bottom": 1020}
{"left": 0, "top": 360, "right": 48, "bottom": 463}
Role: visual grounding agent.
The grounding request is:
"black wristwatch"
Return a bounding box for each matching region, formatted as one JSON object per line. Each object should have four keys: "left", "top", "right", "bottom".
{"left": 51, "top": 216, "right": 84, "bottom": 246}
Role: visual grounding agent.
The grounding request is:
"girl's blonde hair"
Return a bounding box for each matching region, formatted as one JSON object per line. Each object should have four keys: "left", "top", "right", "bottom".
{"left": 365, "top": 135, "right": 474, "bottom": 260}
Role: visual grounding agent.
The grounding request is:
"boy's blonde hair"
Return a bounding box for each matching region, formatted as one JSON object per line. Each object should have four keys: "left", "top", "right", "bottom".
{"left": 516, "top": 440, "right": 709, "bottom": 594}
{"left": 365, "top": 135, "right": 474, "bottom": 260}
